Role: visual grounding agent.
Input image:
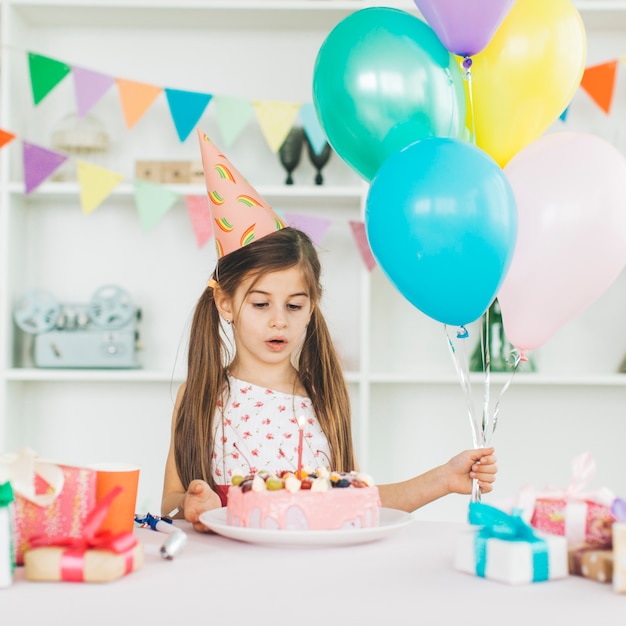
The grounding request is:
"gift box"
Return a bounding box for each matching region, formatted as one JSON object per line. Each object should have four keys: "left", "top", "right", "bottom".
{"left": 568, "top": 544, "right": 613, "bottom": 583}
{"left": 0, "top": 482, "right": 15, "bottom": 588}
{"left": 499, "top": 453, "right": 615, "bottom": 548}
{"left": 23, "top": 484, "right": 142, "bottom": 583}
{"left": 24, "top": 542, "right": 143, "bottom": 583}
{"left": 613, "top": 522, "right": 626, "bottom": 592}
{"left": 455, "top": 502, "right": 568, "bottom": 585}
{"left": 1, "top": 449, "right": 97, "bottom": 565}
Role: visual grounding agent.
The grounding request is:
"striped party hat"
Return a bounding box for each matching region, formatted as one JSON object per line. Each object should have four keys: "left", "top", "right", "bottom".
{"left": 197, "top": 129, "right": 285, "bottom": 258}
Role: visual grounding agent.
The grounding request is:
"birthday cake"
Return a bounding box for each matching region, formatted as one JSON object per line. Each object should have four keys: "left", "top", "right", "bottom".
{"left": 226, "top": 468, "right": 381, "bottom": 531}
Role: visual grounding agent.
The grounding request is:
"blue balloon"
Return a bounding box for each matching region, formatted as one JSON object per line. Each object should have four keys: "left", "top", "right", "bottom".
{"left": 365, "top": 138, "right": 517, "bottom": 326}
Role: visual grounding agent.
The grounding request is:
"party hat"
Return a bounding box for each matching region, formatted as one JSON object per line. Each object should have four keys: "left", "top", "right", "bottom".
{"left": 197, "top": 129, "right": 285, "bottom": 258}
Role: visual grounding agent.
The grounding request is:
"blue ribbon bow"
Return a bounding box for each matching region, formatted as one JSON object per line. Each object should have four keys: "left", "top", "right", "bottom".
{"left": 469, "top": 502, "right": 550, "bottom": 582}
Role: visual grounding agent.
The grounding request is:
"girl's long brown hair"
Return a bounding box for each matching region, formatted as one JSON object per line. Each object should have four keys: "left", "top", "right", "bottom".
{"left": 174, "top": 227, "right": 355, "bottom": 491}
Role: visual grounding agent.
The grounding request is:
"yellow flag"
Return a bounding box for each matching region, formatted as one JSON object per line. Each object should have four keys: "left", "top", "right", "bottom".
{"left": 252, "top": 100, "right": 301, "bottom": 153}
{"left": 77, "top": 160, "right": 125, "bottom": 215}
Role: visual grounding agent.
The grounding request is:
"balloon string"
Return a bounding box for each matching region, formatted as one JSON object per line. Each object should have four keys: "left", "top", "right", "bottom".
{"left": 461, "top": 56, "right": 476, "bottom": 145}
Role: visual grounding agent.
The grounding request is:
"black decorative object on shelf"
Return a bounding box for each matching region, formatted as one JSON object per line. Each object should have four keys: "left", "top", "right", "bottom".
{"left": 306, "top": 136, "right": 332, "bottom": 185}
{"left": 278, "top": 126, "right": 305, "bottom": 185}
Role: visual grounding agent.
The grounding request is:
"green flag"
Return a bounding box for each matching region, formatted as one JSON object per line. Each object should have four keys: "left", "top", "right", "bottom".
{"left": 28, "top": 52, "right": 71, "bottom": 105}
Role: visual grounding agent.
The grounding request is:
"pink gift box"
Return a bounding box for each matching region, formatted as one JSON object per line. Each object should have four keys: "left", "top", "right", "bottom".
{"left": 7, "top": 452, "right": 96, "bottom": 565}
{"left": 531, "top": 498, "right": 614, "bottom": 547}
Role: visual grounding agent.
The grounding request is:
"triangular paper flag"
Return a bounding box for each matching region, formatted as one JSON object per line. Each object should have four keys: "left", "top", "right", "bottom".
{"left": 165, "top": 88, "right": 213, "bottom": 142}
{"left": 185, "top": 195, "right": 213, "bottom": 248}
{"left": 213, "top": 95, "right": 254, "bottom": 147}
{"left": 77, "top": 160, "right": 125, "bottom": 215}
{"left": 116, "top": 79, "right": 162, "bottom": 129}
{"left": 252, "top": 100, "right": 301, "bottom": 153}
{"left": 72, "top": 66, "right": 115, "bottom": 118}
{"left": 22, "top": 141, "right": 68, "bottom": 194}
{"left": 580, "top": 60, "right": 618, "bottom": 114}
{"left": 28, "top": 52, "right": 71, "bottom": 105}
{"left": 283, "top": 213, "right": 331, "bottom": 247}
{"left": 621, "top": 55, "right": 626, "bottom": 66}
{"left": 133, "top": 179, "right": 180, "bottom": 231}
{"left": 299, "top": 102, "right": 328, "bottom": 155}
{"left": 0, "top": 129, "right": 16, "bottom": 149}
{"left": 349, "top": 221, "right": 376, "bottom": 272}
{"left": 559, "top": 106, "right": 569, "bottom": 122}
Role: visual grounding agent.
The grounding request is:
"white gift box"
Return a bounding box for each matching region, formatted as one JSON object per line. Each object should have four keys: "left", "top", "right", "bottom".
{"left": 455, "top": 527, "right": 568, "bottom": 585}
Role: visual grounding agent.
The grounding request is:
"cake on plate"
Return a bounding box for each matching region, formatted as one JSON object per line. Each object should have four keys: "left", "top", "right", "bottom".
{"left": 226, "top": 468, "right": 381, "bottom": 531}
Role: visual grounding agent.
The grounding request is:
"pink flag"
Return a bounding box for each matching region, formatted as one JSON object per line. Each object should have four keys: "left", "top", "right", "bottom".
{"left": 72, "top": 66, "right": 115, "bottom": 118}
{"left": 349, "top": 221, "right": 376, "bottom": 272}
{"left": 23, "top": 141, "right": 68, "bottom": 194}
{"left": 185, "top": 195, "right": 213, "bottom": 248}
{"left": 283, "top": 213, "right": 331, "bottom": 247}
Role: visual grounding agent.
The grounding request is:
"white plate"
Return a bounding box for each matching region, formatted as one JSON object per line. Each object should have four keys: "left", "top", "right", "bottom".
{"left": 199, "top": 507, "right": 413, "bottom": 547}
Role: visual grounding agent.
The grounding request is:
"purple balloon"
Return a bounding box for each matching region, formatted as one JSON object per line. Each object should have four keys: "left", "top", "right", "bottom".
{"left": 413, "top": 0, "right": 517, "bottom": 57}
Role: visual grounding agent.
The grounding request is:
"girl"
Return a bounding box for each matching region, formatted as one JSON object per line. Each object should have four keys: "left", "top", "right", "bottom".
{"left": 162, "top": 227, "right": 497, "bottom": 532}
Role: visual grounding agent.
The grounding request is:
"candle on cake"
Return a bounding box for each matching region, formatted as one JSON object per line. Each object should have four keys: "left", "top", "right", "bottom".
{"left": 296, "top": 415, "right": 305, "bottom": 478}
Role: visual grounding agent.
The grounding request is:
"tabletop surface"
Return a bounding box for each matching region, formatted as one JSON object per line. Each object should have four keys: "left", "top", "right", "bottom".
{"left": 3, "top": 516, "right": 623, "bottom": 625}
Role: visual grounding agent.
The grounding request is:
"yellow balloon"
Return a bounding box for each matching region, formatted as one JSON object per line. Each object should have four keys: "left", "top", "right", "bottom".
{"left": 464, "top": 0, "right": 586, "bottom": 167}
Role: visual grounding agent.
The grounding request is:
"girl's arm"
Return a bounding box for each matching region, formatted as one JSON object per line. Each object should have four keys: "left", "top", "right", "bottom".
{"left": 161, "top": 384, "right": 221, "bottom": 532}
{"left": 376, "top": 448, "right": 497, "bottom": 513}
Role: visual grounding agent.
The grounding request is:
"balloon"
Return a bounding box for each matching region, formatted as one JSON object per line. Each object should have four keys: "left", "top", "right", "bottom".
{"left": 468, "top": 0, "right": 586, "bottom": 167}
{"left": 413, "top": 0, "right": 516, "bottom": 57}
{"left": 312, "top": 7, "right": 467, "bottom": 182}
{"left": 498, "top": 132, "right": 626, "bottom": 352}
{"left": 366, "top": 138, "right": 517, "bottom": 326}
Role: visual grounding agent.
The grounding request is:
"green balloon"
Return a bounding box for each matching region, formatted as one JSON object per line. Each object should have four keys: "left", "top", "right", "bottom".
{"left": 313, "top": 7, "right": 467, "bottom": 181}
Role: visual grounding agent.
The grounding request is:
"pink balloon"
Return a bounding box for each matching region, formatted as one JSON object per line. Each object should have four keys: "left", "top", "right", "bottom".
{"left": 498, "top": 132, "right": 626, "bottom": 352}
{"left": 413, "top": 0, "right": 517, "bottom": 57}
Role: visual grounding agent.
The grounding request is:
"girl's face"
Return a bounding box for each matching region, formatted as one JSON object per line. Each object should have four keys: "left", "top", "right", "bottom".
{"left": 222, "top": 266, "right": 314, "bottom": 369}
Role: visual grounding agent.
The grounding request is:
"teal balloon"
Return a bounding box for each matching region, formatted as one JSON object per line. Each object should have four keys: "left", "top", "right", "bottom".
{"left": 365, "top": 138, "right": 518, "bottom": 326}
{"left": 313, "top": 7, "right": 467, "bottom": 182}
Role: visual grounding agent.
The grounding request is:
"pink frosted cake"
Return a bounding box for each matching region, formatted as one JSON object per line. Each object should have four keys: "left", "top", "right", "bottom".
{"left": 226, "top": 468, "right": 381, "bottom": 531}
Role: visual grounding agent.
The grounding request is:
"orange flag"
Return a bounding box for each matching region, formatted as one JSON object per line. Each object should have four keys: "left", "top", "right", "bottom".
{"left": 580, "top": 61, "right": 619, "bottom": 114}
{"left": 0, "top": 129, "right": 16, "bottom": 149}
{"left": 116, "top": 78, "right": 162, "bottom": 129}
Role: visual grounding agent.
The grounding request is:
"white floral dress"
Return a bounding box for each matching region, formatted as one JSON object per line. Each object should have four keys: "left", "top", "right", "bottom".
{"left": 211, "top": 376, "right": 332, "bottom": 485}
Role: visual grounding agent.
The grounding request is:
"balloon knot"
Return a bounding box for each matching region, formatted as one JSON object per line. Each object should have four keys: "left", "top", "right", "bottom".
{"left": 456, "top": 325, "right": 469, "bottom": 339}
{"left": 461, "top": 56, "right": 473, "bottom": 71}
{"left": 519, "top": 351, "right": 528, "bottom": 362}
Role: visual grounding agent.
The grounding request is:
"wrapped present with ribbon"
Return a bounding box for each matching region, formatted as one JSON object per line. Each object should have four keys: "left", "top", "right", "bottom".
{"left": 0, "top": 448, "right": 97, "bottom": 565}
{"left": 23, "top": 485, "right": 143, "bottom": 583}
{"left": 454, "top": 502, "right": 568, "bottom": 585}
{"left": 0, "top": 481, "right": 15, "bottom": 588}
{"left": 568, "top": 544, "right": 613, "bottom": 583}
{"left": 498, "top": 453, "right": 615, "bottom": 548}
{"left": 610, "top": 498, "right": 626, "bottom": 593}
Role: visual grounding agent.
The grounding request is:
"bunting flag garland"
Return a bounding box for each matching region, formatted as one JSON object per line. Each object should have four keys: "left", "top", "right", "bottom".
{"left": 76, "top": 160, "right": 125, "bottom": 215}
{"left": 0, "top": 129, "right": 16, "bottom": 149}
{"left": 252, "top": 100, "right": 302, "bottom": 153}
{"left": 116, "top": 78, "right": 163, "bottom": 129}
{"left": 212, "top": 95, "right": 255, "bottom": 147}
{"left": 28, "top": 52, "right": 71, "bottom": 105}
{"left": 164, "top": 88, "right": 213, "bottom": 142}
{"left": 298, "top": 102, "right": 327, "bottom": 156}
{"left": 283, "top": 213, "right": 332, "bottom": 247}
{"left": 72, "top": 66, "right": 116, "bottom": 119}
{"left": 349, "top": 221, "right": 377, "bottom": 272}
{"left": 559, "top": 107, "right": 570, "bottom": 123}
{"left": 185, "top": 195, "right": 213, "bottom": 248}
{"left": 580, "top": 60, "right": 619, "bottom": 114}
{"left": 22, "top": 142, "right": 68, "bottom": 194}
{"left": 133, "top": 179, "right": 181, "bottom": 231}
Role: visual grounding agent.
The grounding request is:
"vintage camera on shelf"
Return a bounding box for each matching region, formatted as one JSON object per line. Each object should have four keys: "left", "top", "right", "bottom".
{"left": 13, "top": 285, "right": 142, "bottom": 369}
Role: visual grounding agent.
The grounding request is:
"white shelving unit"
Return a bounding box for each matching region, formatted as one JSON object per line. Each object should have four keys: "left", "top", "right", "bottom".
{"left": 1, "top": 0, "right": 626, "bottom": 519}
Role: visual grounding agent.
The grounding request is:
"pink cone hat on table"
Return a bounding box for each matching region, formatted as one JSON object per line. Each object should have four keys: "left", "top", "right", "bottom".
{"left": 197, "top": 129, "right": 285, "bottom": 258}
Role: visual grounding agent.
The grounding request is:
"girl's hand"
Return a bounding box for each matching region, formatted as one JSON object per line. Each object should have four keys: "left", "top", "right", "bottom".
{"left": 445, "top": 447, "right": 498, "bottom": 495}
{"left": 183, "top": 479, "right": 222, "bottom": 532}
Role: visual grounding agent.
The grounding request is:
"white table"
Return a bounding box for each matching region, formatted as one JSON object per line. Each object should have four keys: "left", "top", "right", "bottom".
{"left": 3, "top": 518, "right": 623, "bottom": 625}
